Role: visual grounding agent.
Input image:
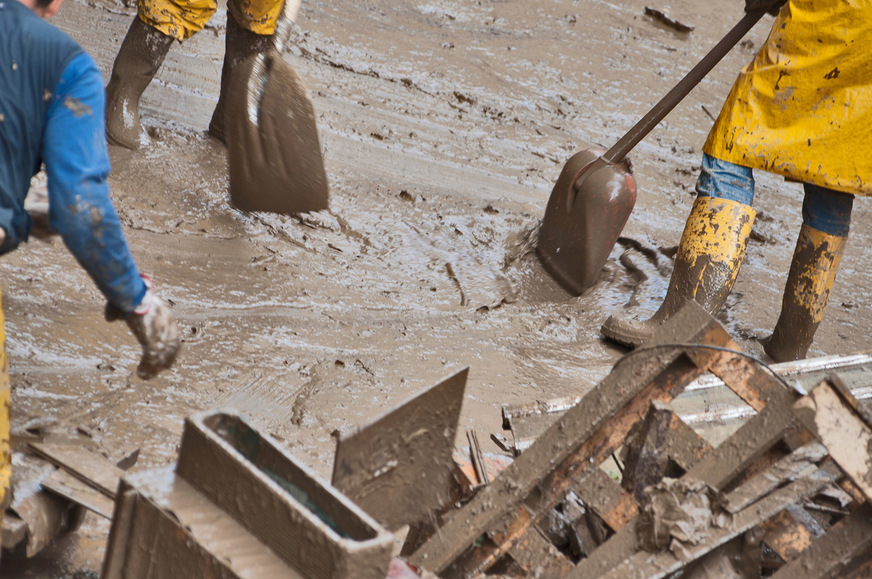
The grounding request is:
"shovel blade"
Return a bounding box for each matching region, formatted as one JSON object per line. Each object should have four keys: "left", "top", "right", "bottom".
{"left": 227, "top": 50, "right": 329, "bottom": 215}
{"left": 536, "top": 149, "right": 636, "bottom": 295}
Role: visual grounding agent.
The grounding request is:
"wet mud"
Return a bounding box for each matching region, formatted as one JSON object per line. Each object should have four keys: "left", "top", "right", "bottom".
{"left": 7, "top": 0, "right": 872, "bottom": 574}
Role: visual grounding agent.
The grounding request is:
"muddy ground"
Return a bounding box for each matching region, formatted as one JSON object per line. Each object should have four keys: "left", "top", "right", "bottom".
{"left": 4, "top": 0, "right": 872, "bottom": 575}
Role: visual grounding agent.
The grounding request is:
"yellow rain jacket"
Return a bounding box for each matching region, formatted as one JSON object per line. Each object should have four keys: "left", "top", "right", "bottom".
{"left": 704, "top": 0, "right": 872, "bottom": 197}
{"left": 139, "top": 0, "right": 282, "bottom": 40}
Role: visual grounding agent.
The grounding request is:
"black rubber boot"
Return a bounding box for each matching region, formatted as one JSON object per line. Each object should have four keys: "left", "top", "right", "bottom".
{"left": 208, "top": 15, "right": 273, "bottom": 144}
{"left": 762, "top": 225, "right": 846, "bottom": 362}
{"left": 601, "top": 196, "right": 756, "bottom": 348}
{"left": 105, "top": 17, "right": 174, "bottom": 150}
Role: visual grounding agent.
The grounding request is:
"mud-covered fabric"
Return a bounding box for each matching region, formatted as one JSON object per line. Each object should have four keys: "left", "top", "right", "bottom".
{"left": 0, "top": 0, "right": 82, "bottom": 249}
{"left": 704, "top": 0, "right": 872, "bottom": 196}
{"left": 0, "top": 2, "right": 146, "bottom": 313}
{"left": 138, "top": 0, "right": 282, "bottom": 40}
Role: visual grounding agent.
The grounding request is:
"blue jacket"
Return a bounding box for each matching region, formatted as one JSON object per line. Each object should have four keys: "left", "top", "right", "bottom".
{"left": 0, "top": 0, "right": 145, "bottom": 313}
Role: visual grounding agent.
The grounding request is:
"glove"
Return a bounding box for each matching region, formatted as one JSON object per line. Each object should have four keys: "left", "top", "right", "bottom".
{"left": 745, "top": 0, "right": 787, "bottom": 16}
{"left": 106, "top": 276, "right": 181, "bottom": 380}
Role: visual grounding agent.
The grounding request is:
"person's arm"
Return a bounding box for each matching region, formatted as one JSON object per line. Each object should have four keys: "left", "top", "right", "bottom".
{"left": 41, "top": 52, "right": 179, "bottom": 379}
{"left": 41, "top": 52, "right": 146, "bottom": 313}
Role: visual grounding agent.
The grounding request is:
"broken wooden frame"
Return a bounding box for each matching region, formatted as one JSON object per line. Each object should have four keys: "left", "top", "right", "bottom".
{"left": 407, "top": 302, "right": 872, "bottom": 577}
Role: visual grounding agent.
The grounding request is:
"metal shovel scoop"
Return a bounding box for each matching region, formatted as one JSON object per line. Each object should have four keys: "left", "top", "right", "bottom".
{"left": 536, "top": 10, "right": 766, "bottom": 295}
{"left": 226, "top": 0, "right": 329, "bottom": 215}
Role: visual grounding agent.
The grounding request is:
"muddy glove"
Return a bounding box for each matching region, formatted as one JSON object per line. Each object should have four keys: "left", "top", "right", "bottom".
{"left": 745, "top": 0, "right": 786, "bottom": 16}
{"left": 105, "top": 276, "right": 180, "bottom": 380}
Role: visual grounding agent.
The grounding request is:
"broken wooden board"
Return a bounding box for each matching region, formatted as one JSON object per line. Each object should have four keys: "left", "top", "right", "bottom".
{"left": 331, "top": 368, "right": 468, "bottom": 531}
{"left": 29, "top": 442, "right": 124, "bottom": 498}
{"left": 769, "top": 501, "right": 872, "bottom": 579}
{"left": 501, "top": 352, "right": 872, "bottom": 451}
{"left": 760, "top": 505, "right": 826, "bottom": 564}
{"left": 794, "top": 378, "right": 872, "bottom": 500}
{"left": 723, "top": 442, "right": 827, "bottom": 514}
{"left": 42, "top": 468, "right": 116, "bottom": 519}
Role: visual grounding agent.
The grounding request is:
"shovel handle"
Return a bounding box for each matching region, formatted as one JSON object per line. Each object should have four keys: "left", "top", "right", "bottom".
{"left": 273, "top": 0, "right": 302, "bottom": 54}
{"left": 602, "top": 9, "right": 766, "bottom": 165}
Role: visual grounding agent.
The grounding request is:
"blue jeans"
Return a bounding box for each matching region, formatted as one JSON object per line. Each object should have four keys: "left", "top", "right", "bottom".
{"left": 695, "top": 154, "right": 854, "bottom": 237}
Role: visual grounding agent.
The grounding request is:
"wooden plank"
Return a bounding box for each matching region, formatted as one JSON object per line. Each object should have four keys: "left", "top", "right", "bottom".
{"left": 682, "top": 388, "right": 798, "bottom": 490}
{"left": 409, "top": 303, "right": 725, "bottom": 573}
{"left": 576, "top": 467, "right": 638, "bottom": 532}
{"left": 597, "top": 463, "right": 842, "bottom": 579}
{"left": 723, "top": 443, "right": 827, "bottom": 513}
{"left": 507, "top": 525, "right": 574, "bottom": 578}
{"left": 621, "top": 401, "right": 675, "bottom": 503}
{"left": 770, "top": 502, "right": 872, "bottom": 579}
{"left": 41, "top": 468, "right": 116, "bottom": 519}
{"left": 760, "top": 506, "right": 825, "bottom": 563}
{"left": 28, "top": 442, "right": 123, "bottom": 498}
{"left": 332, "top": 369, "right": 468, "bottom": 530}
{"left": 663, "top": 410, "right": 712, "bottom": 471}
{"left": 794, "top": 380, "right": 872, "bottom": 500}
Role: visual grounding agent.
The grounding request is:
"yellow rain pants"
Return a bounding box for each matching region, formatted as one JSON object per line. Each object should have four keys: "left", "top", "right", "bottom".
{"left": 0, "top": 292, "right": 10, "bottom": 520}
{"left": 138, "top": 0, "right": 283, "bottom": 40}
{"left": 704, "top": 0, "right": 872, "bottom": 197}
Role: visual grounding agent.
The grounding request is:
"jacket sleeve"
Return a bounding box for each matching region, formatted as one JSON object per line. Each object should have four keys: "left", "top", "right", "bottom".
{"left": 41, "top": 52, "right": 147, "bottom": 314}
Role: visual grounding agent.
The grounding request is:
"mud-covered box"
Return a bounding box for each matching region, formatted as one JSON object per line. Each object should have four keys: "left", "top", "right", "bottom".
{"left": 102, "top": 411, "right": 394, "bottom": 579}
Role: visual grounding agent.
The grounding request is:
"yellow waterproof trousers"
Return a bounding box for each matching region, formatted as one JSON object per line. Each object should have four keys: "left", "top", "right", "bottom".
{"left": 0, "top": 293, "right": 10, "bottom": 521}
{"left": 704, "top": 0, "right": 872, "bottom": 196}
{"left": 139, "top": 0, "right": 283, "bottom": 40}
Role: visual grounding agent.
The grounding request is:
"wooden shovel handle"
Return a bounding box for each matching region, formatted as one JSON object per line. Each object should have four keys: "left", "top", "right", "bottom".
{"left": 602, "top": 9, "right": 766, "bottom": 164}
{"left": 273, "top": 0, "right": 302, "bottom": 54}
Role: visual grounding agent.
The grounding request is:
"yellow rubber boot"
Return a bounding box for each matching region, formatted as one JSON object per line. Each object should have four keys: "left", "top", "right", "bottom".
{"left": 762, "top": 225, "right": 846, "bottom": 362}
{"left": 601, "top": 196, "right": 756, "bottom": 348}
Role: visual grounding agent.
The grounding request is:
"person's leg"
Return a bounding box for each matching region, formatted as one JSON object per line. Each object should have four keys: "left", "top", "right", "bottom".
{"left": 106, "top": 0, "right": 217, "bottom": 149}
{"left": 208, "top": 12, "right": 273, "bottom": 143}
{"left": 601, "top": 154, "right": 757, "bottom": 347}
{"left": 763, "top": 184, "right": 853, "bottom": 361}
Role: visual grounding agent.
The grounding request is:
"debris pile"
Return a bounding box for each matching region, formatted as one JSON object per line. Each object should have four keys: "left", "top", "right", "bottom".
{"left": 86, "top": 300, "right": 872, "bottom": 577}
{"left": 398, "top": 301, "right": 872, "bottom": 578}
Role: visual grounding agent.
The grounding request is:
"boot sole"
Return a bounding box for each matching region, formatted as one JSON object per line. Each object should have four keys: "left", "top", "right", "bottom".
{"left": 600, "top": 315, "right": 653, "bottom": 349}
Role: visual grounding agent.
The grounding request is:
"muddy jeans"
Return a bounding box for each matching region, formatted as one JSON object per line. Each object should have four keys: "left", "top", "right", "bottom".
{"left": 695, "top": 153, "right": 854, "bottom": 237}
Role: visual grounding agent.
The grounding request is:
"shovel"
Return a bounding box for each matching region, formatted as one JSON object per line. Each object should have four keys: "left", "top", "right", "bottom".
{"left": 226, "top": 0, "right": 329, "bottom": 215}
{"left": 536, "top": 9, "right": 766, "bottom": 295}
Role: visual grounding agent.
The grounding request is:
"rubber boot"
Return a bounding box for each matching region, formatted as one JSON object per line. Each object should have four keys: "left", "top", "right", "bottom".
{"left": 208, "top": 15, "right": 272, "bottom": 144}
{"left": 105, "top": 17, "right": 174, "bottom": 150}
{"left": 601, "top": 196, "right": 756, "bottom": 348}
{"left": 762, "top": 225, "right": 846, "bottom": 362}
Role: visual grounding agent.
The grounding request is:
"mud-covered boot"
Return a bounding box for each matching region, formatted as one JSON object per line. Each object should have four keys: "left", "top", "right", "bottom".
{"left": 208, "top": 15, "right": 272, "bottom": 144}
{"left": 105, "top": 17, "right": 174, "bottom": 150}
{"left": 761, "top": 225, "right": 846, "bottom": 362}
{"left": 601, "top": 196, "right": 756, "bottom": 348}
